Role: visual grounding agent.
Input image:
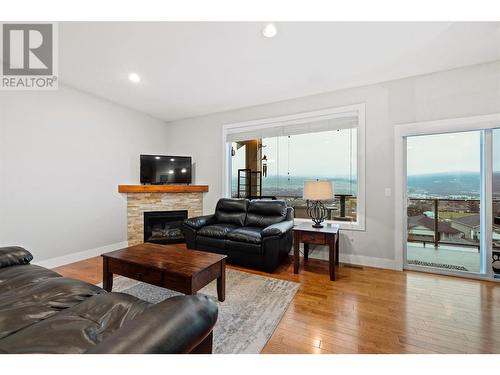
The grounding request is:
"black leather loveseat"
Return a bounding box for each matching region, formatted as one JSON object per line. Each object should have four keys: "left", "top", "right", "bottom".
{"left": 0, "top": 246, "right": 218, "bottom": 354}
{"left": 181, "top": 199, "right": 294, "bottom": 273}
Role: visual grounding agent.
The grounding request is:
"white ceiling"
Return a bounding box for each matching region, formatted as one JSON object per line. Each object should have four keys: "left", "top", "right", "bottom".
{"left": 59, "top": 22, "right": 500, "bottom": 122}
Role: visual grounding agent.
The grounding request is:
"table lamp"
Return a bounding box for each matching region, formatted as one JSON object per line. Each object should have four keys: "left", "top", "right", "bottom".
{"left": 303, "top": 180, "right": 334, "bottom": 228}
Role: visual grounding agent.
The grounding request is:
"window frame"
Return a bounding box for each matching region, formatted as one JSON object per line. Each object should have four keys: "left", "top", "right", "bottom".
{"left": 222, "top": 103, "right": 366, "bottom": 231}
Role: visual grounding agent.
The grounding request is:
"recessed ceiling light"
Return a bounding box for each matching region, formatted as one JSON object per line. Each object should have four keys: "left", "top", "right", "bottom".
{"left": 262, "top": 23, "right": 277, "bottom": 38}
{"left": 181, "top": 168, "right": 187, "bottom": 173}
{"left": 168, "top": 170, "right": 174, "bottom": 174}
{"left": 155, "top": 156, "right": 161, "bottom": 159}
{"left": 128, "top": 73, "right": 141, "bottom": 83}
{"left": 170, "top": 158, "right": 175, "bottom": 162}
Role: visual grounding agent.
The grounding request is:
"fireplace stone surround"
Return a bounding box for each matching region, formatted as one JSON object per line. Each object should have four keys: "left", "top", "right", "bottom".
{"left": 119, "top": 185, "right": 208, "bottom": 246}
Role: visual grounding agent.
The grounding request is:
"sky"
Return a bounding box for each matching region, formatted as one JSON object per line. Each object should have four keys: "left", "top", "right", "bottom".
{"left": 261, "top": 129, "right": 356, "bottom": 178}
{"left": 407, "top": 131, "right": 482, "bottom": 176}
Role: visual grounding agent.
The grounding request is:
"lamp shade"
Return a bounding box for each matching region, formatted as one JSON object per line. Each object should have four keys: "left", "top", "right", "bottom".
{"left": 303, "top": 180, "right": 334, "bottom": 201}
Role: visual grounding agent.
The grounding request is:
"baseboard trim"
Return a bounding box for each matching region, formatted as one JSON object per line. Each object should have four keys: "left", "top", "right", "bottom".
{"left": 37, "top": 241, "right": 400, "bottom": 271}
{"left": 290, "top": 246, "right": 401, "bottom": 271}
{"left": 338, "top": 253, "right": 401, "bottom": 271}
{"left": 33, "top": 241, "right": 129, "bottom": 269}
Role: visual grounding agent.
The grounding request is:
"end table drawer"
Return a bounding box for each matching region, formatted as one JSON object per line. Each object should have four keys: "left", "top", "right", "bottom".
{"left": 301, "top": 231, "right": 326, "bottom": 244}
{"left": 108, "top": 260, "right": 162, "bottom": 285}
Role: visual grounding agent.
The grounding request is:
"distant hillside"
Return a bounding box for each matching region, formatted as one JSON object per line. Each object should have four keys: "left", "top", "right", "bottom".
{"left": 231, "top": 172, "right": 500, "bottom": 199}
{"left": 231, "top": 175, "right": 357, "bottom": 196}
{"left": 407, "top": 172, "right": 482, "bottom": 198}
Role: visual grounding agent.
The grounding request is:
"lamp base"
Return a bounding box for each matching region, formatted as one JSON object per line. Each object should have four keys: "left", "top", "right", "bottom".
{"left": 307, "top": 200, "right": 328, "bottom": 229}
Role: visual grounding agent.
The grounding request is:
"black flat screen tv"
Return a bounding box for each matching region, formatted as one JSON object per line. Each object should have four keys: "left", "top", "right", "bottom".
{"left": 140, "top": 155, "right": 192, "bottom": 184}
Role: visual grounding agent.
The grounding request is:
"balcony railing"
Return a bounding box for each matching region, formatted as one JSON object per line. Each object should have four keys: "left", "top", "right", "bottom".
{"left": 231, "top": 190, "right": 358, "bottom": 221}
{"left": 268, "top": 194, "right": 357, "bottom": 221}
{"left": 407, "top": 198, "right": 483, "bottom": 251}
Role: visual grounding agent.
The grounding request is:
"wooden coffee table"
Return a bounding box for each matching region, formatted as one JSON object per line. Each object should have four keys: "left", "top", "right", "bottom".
{"left": 101, "top": 243, "right": 227, "bottom": 302}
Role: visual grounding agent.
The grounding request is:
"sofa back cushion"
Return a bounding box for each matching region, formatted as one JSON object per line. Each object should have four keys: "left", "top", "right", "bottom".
{"left": 214, "top": 198, "right": 249, "bottom": 226}
{"left": 245, "top": 200, "right": 288, "bottom": 227}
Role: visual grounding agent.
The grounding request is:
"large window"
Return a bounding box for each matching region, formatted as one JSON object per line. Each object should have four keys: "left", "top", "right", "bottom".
{"left": 223, "top": 104, "right": 365, "bottom": 228}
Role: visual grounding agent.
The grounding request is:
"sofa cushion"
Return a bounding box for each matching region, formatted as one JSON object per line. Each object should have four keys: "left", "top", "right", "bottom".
{"left": 245, "top": 200, "right": 287, "bottom": 227}
{"left": 0, "top": 276, "right": 104, "bottom": 340}
{"left": 0, "top": 292, "right": 150, "bottom": 353}
{"left": 227, "top": 226, "right": 263, "bottom": 244}
{"left": 0, "top": 264, "right": 61, "bottom": 295}
{"left": 198, "top": 224, "right": 238, "bottom": 239}
{"left": 214, "top": 198, "right": 248, "bottom": 226}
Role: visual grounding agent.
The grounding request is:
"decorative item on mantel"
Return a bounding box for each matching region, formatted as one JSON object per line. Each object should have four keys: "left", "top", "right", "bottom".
{"left": 303, "top": 180, "right": 334, "bottom": 228}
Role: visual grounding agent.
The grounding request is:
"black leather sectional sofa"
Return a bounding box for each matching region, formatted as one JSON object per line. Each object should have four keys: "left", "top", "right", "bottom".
{"left": 0, "top": 246, "right": 218, "bottom": 354}
{"left": 181, "top": 198, "right": 294, "bottom": 273}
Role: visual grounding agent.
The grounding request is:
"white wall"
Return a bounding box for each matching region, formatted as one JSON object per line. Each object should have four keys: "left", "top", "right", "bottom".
{"left": 0, "top": 85, "right": 169, "bottom": 265}
{"left": 164, "top": 61, "right": 500, "bottom": 269}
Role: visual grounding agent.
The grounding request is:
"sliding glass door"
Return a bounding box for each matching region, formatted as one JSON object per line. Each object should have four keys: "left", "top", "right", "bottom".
{"left": 397, "top": 114, "right": 500, "bottom": 280}
{"left": 405, "top": 130, "right": 483, "bottom": 274}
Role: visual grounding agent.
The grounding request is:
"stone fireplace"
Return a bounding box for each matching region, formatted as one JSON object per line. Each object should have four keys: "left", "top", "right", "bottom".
{"left": 119, "top": 185, "right": 208, "bottom": 246}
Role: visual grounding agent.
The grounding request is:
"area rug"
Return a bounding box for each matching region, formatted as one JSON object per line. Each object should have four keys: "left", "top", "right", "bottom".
{"left": 104, "top": 269, "right": 299, "bottom": 354}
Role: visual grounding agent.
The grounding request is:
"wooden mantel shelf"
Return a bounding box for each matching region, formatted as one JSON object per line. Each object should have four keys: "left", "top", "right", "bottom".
{"left": 118, "top": 185, "right": 209, "bottom": 193}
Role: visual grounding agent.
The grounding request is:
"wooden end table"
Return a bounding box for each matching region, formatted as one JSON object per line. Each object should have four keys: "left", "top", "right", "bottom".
{"left": 293, "top": 222, "right": 340, "bottom": 281}
{"left": 101, "top": 243, "right": 227, "bottom": 302}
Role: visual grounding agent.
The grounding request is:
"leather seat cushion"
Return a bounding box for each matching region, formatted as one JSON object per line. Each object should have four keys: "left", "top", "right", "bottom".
{"left": 198, "top": 224, "right": 238, "bottom": 239}
{"left": 227, "top": 226, "right": 263, "bottom": 244}
{"left": 245, "top": 200, "right": 287, "bottom": 227}
{"left": 0, "top": 293, "right": 150, "bottom": 353}
{"left": 214, "top": 198, "right": 248, "bottom": 226}
{"left": 0, "top": 264, "right": 61, "bottom": 295}
{"left": 0, "top": 276, "right": 104, "bottom": 340}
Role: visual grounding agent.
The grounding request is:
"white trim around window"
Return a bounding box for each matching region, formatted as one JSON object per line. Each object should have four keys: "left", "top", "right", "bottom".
{"left": 221, "top": 103, "right": 366, "bottom": 231}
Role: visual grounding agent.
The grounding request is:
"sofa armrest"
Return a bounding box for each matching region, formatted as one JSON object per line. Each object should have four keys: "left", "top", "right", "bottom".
{"left": 262, "top": 219, "right": 294, "bottom": 237}
{"left": 85, "top": 295, "right": 218, "bottom": 354}
{"left": 0, "top": 246, "right": 33, "bottom": 269}
{"left": 184, "top": 214, "right": 216, "bottom": 229}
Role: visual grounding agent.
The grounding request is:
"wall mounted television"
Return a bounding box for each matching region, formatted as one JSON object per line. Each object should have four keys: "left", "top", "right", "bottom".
{"left": 140, "top": 155, "right": 192, "bottom": 184}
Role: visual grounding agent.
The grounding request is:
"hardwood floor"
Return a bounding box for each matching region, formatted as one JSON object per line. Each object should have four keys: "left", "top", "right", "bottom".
{"left": 54, "top": 250, "right": 500, "bottom": 354}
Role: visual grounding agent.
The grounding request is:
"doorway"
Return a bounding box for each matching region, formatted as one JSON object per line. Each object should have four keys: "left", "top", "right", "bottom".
{"left": 395, "top": 114, "right": 500, "bottom": 280}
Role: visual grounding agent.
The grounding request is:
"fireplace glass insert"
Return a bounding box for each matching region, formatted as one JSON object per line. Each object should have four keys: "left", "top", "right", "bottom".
{"left": 143, "top": 210, "right": 188, "bottom": 244}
